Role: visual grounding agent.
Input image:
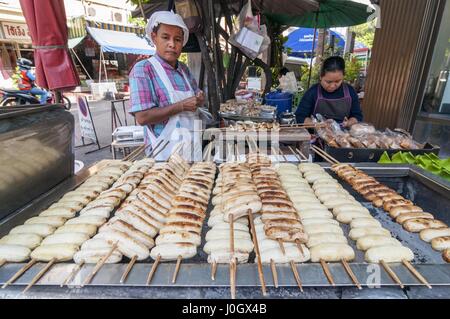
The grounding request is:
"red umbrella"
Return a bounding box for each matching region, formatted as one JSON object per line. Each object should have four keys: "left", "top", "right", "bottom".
{"left": 19, "top": 0, "right": 79, "bottom": 91}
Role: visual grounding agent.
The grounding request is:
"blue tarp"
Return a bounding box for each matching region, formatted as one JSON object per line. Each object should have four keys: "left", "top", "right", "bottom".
{"left": 87, "top": 26, "right": 155, "bottom": 55}
{"left": 284, "top": 28, "right": 366, "bottom": 58}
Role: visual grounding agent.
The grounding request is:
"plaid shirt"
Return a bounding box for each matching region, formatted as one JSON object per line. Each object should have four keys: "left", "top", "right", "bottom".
{"left": 129, "top": 54, "right": 199, "bottom": 142}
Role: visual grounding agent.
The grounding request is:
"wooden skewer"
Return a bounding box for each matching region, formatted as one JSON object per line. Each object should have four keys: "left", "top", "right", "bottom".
{"left": 202, "top": 144, "right": 209, "bottom": 162}
{"left": 129, "top": 146, "right": 146, "bottom": 161}
{"left": 61, "top": 262, "right": 84, "bottom": 287}
{"left": 171, "top": 141, "right": 184, "bottom": 157}
{"left": 2, "top": 259, "right": 36, "bottom": 289}
{"left": 320, "top": 259, "right": 336, "bottom": 286}
{"left": 278, "top": 148, "right": 288, "bottom": 162}
{"left": 341, "top": 259, "right": 362, "bottom": 290}
{"left": 271, "top": 146, "right": 281, "bottom": 163}
{"left": 152, "top": 140, "right": 171, "bottom": 159}
{"left": 22, "top": 258, "right": 56, "bottom": 294}
{"left": 295, "top": 148, "right": 308, "bottom": 161}
{"left": 147, "top": 139, "right": 165, "bottom": 158}
{"left": 229, "top": 214, "right": 235, "bottom": 256}
{"left": 247, "top": 210, "right": 267, "bottom": 296}
{"left": 230, "top": 258, "right": 236, "bottom": 299}
{"left": 278, "top": 239, "right": 286, "bottom": 255}
{"left": 211, "top": 261, "right": 218, "bottom": 281}
{"left": 380, "top": 260, "right": 404, "bottom": 289}
{"left": 311, "top": 145, "right": 340, "bottom": 165}
{"left": 0, "top": 260, "right": 5, "bottom": 268}
{"left": 245, "top": 136, "right": 254, "bottom": 154}
{"left": 252, "top": 137, "right": 261, "bottom": 154}
{"left": 270, "top": 259, "right": 278, "bottom": 288}
{"left": 279, "top": 123, "right": 327, "bottom": 128}
{"left": 204, "top": 142, "right": 213, "bottom": 162}
{"left": 310, "top": 145, "right": 334, "bottom": 165}
{"left": 120, "top": 255, "right": 137, "bottom": 284}
{"left": 146, "top": 254, "right": 161, "bottom": 285}
{"left": 288, "top": 146, "right": 301, "bottom": 162}
{"left": 290, "top": 261, "right": 304, "bottom": 292}
{"left": 402, "top": 260, "right": 431, "bottom": 289}
{"left": 82, "top": 243, "right": 118, "bottom": 287}
{"left": 226, "top": 142, "right": 233, "bottom": 162}
{"left": 295, "top": 239, "right": 305, "bottom": 256}
{"left": 123, "top": 145, "right": 145, "bottom": 161}
{"left": 172, "top": 255, "right": 182, "bottom": 284}
{"left": 229, "top": 214, "right": 236, "bottom": 299}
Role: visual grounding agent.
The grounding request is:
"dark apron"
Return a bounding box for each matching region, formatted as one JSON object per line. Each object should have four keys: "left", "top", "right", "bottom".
{"left": 313, "top": 84, "right": 352, "bottom": 122}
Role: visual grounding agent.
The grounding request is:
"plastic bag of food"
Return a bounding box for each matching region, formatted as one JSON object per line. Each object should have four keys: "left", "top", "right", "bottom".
{"left": 349, "top": 123, "right": 376, "bottom": 137}
{"left": 228, "top": 0, "right": 270, "bottom": 60}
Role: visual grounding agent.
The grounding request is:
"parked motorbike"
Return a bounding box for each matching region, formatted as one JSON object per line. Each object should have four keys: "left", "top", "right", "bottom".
{"left": 0, "top": 88, "right": 71, "bottom": 110}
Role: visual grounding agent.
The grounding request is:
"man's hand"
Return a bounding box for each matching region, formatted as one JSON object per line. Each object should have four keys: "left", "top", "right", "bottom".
{"left": 179, "top": 92, "right": 205, "bottom": 113}
{"left": 196, "top": 90, "right": 205, "bottom": 106}
{"left": 180, "top": 96, "right": 200, "bottom": 112}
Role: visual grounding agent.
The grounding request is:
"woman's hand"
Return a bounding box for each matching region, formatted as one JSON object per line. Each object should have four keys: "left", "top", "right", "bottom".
{"left": 303, "top": 117, "right": 313, "bottom": 124}
{"left": 342, "top": 117, "right": 358, "bottom": 128}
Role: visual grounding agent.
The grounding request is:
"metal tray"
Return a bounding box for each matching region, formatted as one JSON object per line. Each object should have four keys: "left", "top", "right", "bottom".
{"left": 322, "top": 141, "right": 440, "bottom": 163}
{"left": 219, "top": 112, "right": 276, "bottom": 123}
{"left": 1, "top": 163, "right": 450, "bottom": 293}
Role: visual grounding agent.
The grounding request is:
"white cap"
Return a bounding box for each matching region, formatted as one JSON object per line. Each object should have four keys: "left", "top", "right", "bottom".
{"left": 146, "top": 11, "right": 189, "bottom": 46}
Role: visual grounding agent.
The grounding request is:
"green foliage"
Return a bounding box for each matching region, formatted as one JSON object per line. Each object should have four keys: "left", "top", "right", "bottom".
{"left": 179, "top": 53, "right": 188, "bottom": 65}
{"left": 298, "top": 49, "right": 362, "bottom": 91}
{"left": 344, "top": 54, "right": 362, "bottom": 84}
{"left": 351, "top": 20, "right": 376, "bottom": 49}
{"left": 11, "top": 66, "right": 20, "bottom": 89}
{"left": 128, "top": 16, "right": 146, "bottom": 28}
{"left": 126, "top": 0, "right": 151, "bottom": 6}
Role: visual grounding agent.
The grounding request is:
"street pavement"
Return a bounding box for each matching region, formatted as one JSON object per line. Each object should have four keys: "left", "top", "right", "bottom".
{"left": 69, "top": 99, "right": 137, "bottom": 168}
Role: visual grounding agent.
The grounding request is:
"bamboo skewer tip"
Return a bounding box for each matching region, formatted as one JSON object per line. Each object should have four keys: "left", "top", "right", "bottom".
{"left": 270, "top": 259, "right": 279, "bottom": 288}
{"left": 23, "top": 258, "right": 56, "bottom": 294}
{"left": 146, "top": 254, "right": 161, "bottom": 285}
{"left": 120, "top": 255, "right": 137, "bottom": 284}
{"left": 277, "top": 239, "right": 286, "bottom": 255}
{"left": 402, "top": 260, "right": 431, "bottom": 289}
{"left": 380, "top": 260, "right": 404, "bottom": 289}
{"left": 295, "top": 239, "right": 305, "bottom": 256}
{"left": 82, "top": 243, "right": 117, "bottom": 287}
{"left": 289, "top": 260, "right": 303, "bottom": 292}
{"left": 211, "top": 261, "right": 217, "bottom": 281}
{"left": 172, "top": 255, "right": 182, "bottom": 284}
{"left": 2, "top": 259, "right": 36, "bottom": 289}
{"left": 341, "top": 259, "right": 362, "bottom": 290}
{"left": 61, "top": 262, "right": 83, "bottom": 287}
{"left": 247, "top": 210, "right": 267, "bottom": 296}
{"left": 320, "top": 259, "right": 336, "bottom": 286}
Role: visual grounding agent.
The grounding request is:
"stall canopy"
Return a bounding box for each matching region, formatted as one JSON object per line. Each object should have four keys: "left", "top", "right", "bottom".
{"left": 19, "top": 0, "right": 80, "bottom": 90}
{"left": 86, "top": 26, "right": 156, "bottom": 55}
{"left": 285, "top": 28, "right": 367, "bottom": 58}
{"left": 68, "top": 36, "right": 85, "bottom": 50}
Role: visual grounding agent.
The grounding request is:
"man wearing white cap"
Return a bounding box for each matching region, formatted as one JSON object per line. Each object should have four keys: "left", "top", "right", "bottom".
{"left": 129, "top": 11, "right": 204, "bottom": 161}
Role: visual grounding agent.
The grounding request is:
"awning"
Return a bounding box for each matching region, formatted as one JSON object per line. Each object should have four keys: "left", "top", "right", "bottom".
{"left": 68, "top": 36, "right": 85, "bottom": 49}
{"left": 86, "top": 26, "right": 155, "bottom": 55}
{"left": 20, "top": 0, "right": 80, "bottom": 90}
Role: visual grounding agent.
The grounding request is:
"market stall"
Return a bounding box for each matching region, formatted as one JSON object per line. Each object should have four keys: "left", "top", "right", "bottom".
{"left": 0, "top": 138, "right": 449, "bottom": 298}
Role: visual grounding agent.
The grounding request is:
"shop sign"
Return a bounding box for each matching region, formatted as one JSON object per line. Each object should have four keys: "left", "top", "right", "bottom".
{"left": 77, "top": 96, "right": 98, "bottom": 142}
{"left": 1, "top": 22, "right": 31, "bottom": 41}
